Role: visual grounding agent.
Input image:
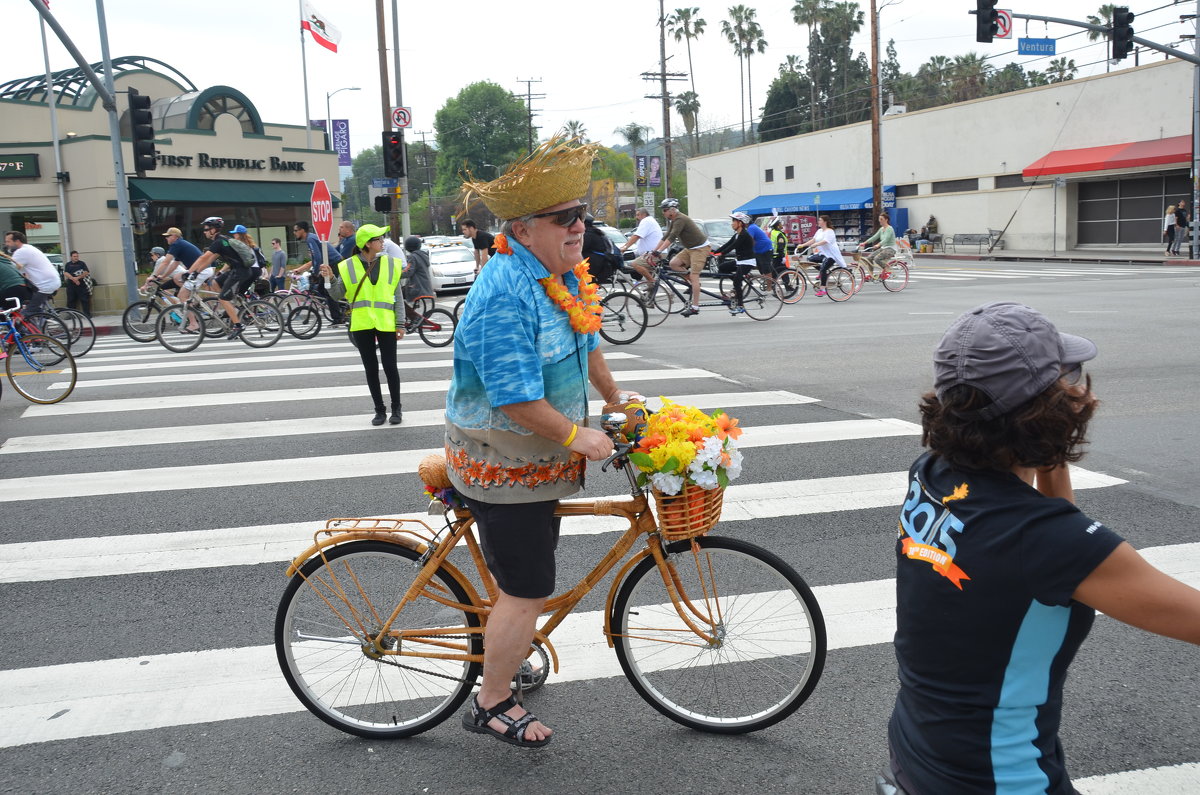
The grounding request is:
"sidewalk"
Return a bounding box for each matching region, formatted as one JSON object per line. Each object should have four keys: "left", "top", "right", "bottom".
{"left": 915, "top": 246, "right": 1200, "bottom": 266}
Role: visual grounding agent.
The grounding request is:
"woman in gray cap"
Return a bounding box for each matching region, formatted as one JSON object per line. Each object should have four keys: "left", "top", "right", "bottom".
{"left": 881, "top": 301, "right": 1200, "bottom": 795}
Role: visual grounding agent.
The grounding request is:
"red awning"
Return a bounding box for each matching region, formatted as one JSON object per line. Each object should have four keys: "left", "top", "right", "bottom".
{"left": 1023, "top": 135, "right": 1190, "bottom": 179}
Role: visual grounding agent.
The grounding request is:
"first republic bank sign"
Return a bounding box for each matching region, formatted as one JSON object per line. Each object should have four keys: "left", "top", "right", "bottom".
{"left": 155, "top": 152, "right": 308, "bottom": 172}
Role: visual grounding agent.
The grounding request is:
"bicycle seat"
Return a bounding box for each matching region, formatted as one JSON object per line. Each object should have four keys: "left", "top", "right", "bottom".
{"left": 418, "top": 454, "right": 453, "bottom": 489}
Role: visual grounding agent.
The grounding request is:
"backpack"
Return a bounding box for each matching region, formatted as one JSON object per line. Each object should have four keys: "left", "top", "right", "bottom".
{"left": 223, "top": 236, "right": 257, "bottom": 269}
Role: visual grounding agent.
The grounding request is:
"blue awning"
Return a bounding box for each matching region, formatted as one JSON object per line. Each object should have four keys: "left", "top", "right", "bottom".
{"left": 733, "top": 186, "right": 896, "bottom": 216}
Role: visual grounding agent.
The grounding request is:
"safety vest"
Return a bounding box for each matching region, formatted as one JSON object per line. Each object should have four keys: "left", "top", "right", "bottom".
{"left": 337, "top": 254, "right": 403, "bottom": 332}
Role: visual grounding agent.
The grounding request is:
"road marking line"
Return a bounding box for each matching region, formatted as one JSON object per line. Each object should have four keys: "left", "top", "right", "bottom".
{"left": 0, "top": 540, "right": 1191, "bottom": 750}
{"left": 1, "top": 391, "right": 818, "bottom": 455}
{"left": 0, "top": 464, "right": 1124, "bottom": 581}
{"left": 23, "top": 367, "right": 717, "bottom": 417}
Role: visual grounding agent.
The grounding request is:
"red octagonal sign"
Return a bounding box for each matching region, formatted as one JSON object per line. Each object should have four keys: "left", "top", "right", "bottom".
{"left": 310, "top": 179, "right": 333, "bottom": 242}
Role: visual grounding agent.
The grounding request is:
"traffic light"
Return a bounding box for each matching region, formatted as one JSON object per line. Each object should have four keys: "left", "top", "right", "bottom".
{"left": 374, "top": 194, "right": 393, "bottom": 213}
{"left": 974, "top": 0, "right": 998, "bottom": 43}
{"left": 382, "top": 131, "right": 406, "bottom": 178}
{"left": 1111, "top": 7, "right": 1135, "bottom": 60}
{"left": 128, "top": 88, "right": 156, "bottom": 175}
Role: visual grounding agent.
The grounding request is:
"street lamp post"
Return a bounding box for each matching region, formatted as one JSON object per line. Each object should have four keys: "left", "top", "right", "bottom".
{"left": 324, "top": 86, "right": 360, "bottom": 153}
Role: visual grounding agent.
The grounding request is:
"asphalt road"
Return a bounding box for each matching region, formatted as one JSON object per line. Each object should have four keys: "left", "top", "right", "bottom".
{"left": 0, "top": 258, "right": 1197, "bottom": 795}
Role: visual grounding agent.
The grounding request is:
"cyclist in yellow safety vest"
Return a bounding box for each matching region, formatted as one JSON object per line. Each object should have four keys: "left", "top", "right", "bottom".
{"left": 768, "top": 217, "right": 789, "bottom": 272}
{"left": 320, "top": 222, "right": 406, "bottom": 426}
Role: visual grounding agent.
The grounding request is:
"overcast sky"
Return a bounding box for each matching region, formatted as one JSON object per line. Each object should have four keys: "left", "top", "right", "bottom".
{"left": 12, "top": 0, "right": 1198, "bottom": 159}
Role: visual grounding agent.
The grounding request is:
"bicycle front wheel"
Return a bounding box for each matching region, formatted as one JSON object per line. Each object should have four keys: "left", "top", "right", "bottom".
{"left": 286, "top": 305, "right": 322, "bottom": 339}
{"left": 275, "top": 540, "right": 483, "bottom": 739}
{"left": 611, "top": 535, "right": 826, "bottom": 734}
{"left": 631, "top": 282, "right": 673, "bottom": 327}
{"left": 122, "top": 301, "right": 161, "bottom": 342}
{"left": 776, "top": 269, "right": 805, "bottom": 304}
{"left": 881, "top": 262, "right": 909, "bottom": 292}
{"left": 599, "top": 291, "right": 648, "bottom": 345}
{"left": 417, "top": 307, "right": 456, "bottom": 347}
{"left": 239, "top": 300, "right": 284, "bottom": 348}
{"left": 155, "top": 305, "right": 204, "bottom": 353}
{"left": 825, "top": 267, "right": 856, "bottom": 302}
{"left": 7, "top": 334, "right": 76, "bottom": 404}
{"left": 741, "top": 275, "right": 783, "bottom": 321}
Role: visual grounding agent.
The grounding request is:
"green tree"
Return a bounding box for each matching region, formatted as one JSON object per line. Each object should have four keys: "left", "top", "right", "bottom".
{"left": 614, "top": 122, "right": 653, "bottom": 164}
{"left": 721, "top": 5, "right": 767, "bottom": 144}
{"left": 792, "top": 0, "right": 834, "bottom": 129}
{"left": 759, "top": 60, "right": 812, "bottom": 141}
{"left": 341, "top": 145, "right": 383, "bottom": 222}
{"left": 667, "top": 7, "right": 707, "bottom": 95}
{"left": 433, "top": 81, "right": 528, "bottom": 199}
{"left": 949, "top": 53, "right": 993, "bottom": 103}
{"left": 987, "top": 63, "right": 1030, "bottom": 96}
{"left": 564, "top": 119, "right": 588, "bottom": 141}
{"left": 1046, "top": 57, "right": 1078, "bottom": 83}
{"left": 882, "top": 38, "right": 901, "bottom": 86}
{"left": 821, "top": 2, "right": 866, "bottom": 128}
{"left": 917, "top": 55, "right": 953, "bottom": 107}
{"left": 673, "top": 91, "right": 701, "bottom": 152}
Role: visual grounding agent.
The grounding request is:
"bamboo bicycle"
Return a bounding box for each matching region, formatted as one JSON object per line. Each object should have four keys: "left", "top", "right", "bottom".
{"left": 275, "top": 412, "right": 827, "bottom": 739}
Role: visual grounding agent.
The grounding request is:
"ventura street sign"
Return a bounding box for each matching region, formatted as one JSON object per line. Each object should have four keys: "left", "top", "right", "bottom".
{"left": 1018, "top": 37, "right": 1056, "bottom": 55}
{"left": 310, "top": 179, "right": 333, "bottom": 242}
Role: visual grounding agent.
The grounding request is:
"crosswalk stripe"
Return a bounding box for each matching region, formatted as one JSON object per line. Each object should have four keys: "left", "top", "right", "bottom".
{"left": 79, "top": 340, "right": 454, "bottom": 367}
{"left": 1, "top": 391, "right": 819, "bottom": 455}
{"left": 63, "top": 351, "right": 642, "bottom": 390}
{"left": 25, "top": 366, "right": 712, "bottom": 417}
{"left": 0, "top": 540, "right": 1191, "bottom": 749}
{"left": 0, "top": 464, "right": 1122, "bottom": 581}
{"left": 0, "top": 416, "right": 921, "bottom": 503}
{"left": 1075, "top": 763, "right": 1200, "bottom": 793}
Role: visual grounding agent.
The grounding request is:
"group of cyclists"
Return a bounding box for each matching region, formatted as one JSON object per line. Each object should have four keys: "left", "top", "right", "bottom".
{"left": 620, "top": 198, "right": 903, "bottom": 313}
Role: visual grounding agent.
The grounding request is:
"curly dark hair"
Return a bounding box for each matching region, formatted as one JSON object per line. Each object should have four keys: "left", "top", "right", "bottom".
{"left": 920, "top": 377, "right": 1097, "bottom": 471}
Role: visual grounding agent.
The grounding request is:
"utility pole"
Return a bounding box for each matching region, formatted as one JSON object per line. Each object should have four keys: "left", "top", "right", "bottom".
{"left": 643, "top": 2, "right": 686, "bottom": 200}
{"left": 390, "top": 0, "right": 410, "bottom": 237}
{"left": 373, "top": 0, "right": 398, "bottom": 241}
{"left": 869, "top": 0, "right": 882, "bottom": 225}
{"left": 515, "top": 78, "right": 544, "bottom": 152}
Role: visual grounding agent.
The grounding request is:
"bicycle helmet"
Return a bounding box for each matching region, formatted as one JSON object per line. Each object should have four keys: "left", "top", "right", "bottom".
{"left": 403, "top": 235, "right": 422, "bottom": 252}
{"left": 201, "top": 216, "right": 224, "bottom": 230}
{"left": 150, "top": 246, "right": 165, "bottom": 255}
{"left": 769, "top": 216, "right": 783, "bottom": 229}
{"left": 659, "top": 198, "right": 680, "bottom": 210}
{"left": 730, "top": 211, "right": 752, "bottom": 225}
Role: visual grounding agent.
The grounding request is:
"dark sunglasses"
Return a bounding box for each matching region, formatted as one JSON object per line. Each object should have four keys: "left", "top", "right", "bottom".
{"left": 1061, "top": 362, "right": 1083, "bottom": 385}
{"left": 530, "top": 203, "right": 588, "bottom": 227}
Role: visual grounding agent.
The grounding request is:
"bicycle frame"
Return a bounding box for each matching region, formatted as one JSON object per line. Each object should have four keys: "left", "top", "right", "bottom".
{"left": 284, "top": 453, "right": 723, "bottom": 674}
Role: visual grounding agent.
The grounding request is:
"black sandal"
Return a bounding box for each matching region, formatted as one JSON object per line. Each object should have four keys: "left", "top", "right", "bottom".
{"left": 462, "top": 693, "right": 552, "bottom": 749}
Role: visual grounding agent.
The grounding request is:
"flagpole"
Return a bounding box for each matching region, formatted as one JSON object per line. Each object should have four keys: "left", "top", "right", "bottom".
{"left": 300, "top": 0, "right": 312, "bottom": 149}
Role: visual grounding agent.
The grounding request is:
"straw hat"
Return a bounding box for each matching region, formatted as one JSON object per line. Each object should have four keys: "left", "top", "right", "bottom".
{"left": 460, "top": 135, "right": 600, "bottom": 221}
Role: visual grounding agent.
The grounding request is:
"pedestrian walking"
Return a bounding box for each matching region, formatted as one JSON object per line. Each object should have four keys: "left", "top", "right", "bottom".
{"left": 1172, "top": 198, "right": 1189, "bottom": 256}
{"left": 1164, "top": 204, "right": 1176, "bottom": 256}
{"left": 269, "top": 238, "right": 287, "bottom": 291}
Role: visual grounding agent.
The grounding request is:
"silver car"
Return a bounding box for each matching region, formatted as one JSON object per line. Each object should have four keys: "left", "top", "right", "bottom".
{"left": 428, "top": 246, "right": 476, "bottom": 292}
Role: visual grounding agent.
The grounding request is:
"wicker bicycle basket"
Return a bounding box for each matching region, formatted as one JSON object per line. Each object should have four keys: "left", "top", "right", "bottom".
{"left": 651, "top": 482, "right": 725, "bottom": 541}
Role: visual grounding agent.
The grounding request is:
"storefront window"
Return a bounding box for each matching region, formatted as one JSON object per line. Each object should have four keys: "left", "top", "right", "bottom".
{"left": 0, "top": 206, "right": 60, "bottom": 254}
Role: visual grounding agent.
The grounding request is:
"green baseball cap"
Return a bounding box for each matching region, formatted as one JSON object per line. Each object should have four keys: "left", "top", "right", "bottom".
{"left": 355, "top": 223, "right": 389, "bottom": 249}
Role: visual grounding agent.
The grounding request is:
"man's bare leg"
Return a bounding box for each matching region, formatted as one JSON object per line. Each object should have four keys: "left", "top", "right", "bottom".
{"left": 476, "top": 591, "right": 552, "bottom": 742}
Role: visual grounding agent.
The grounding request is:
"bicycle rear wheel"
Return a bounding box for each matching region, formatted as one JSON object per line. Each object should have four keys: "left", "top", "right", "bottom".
{"left": 417, "top": 307, "right": 455, "bottom": 347}
{"left": 881, "top": 262, "right": 909, "bottom": 292}
{"left": 154, "top": 306, "right": 204, "bottom": 353}
{"left": 6, "top": 334, "right": 76, "bottom": 404}
{"left": 238, "top": 300, "right": 284, "bottom": 348}
{"left": 598, "top": 290, "right": 648, "bottom": 345}
{"left": 611, "top": 535, "right": 826, "bottom": 734}
{"left": 825, "top": 267, "right": 856, "bottom": 302}
{"left": 24, "top": 313, "right": 71, "bottom": 354}
{"left": 275, "top": 540, "right": 483, "bottom": 739}
{"left": 741, "top": 275, "right": 783, "bottom": 321}
{"left": 56, "top": 308, "right": 96, "bottom": 357}
{"left": 286, "top": 305, "right": 322, "bottom": 339}
{"left": 122, "top": 301, "right": 161, "bottom": 343}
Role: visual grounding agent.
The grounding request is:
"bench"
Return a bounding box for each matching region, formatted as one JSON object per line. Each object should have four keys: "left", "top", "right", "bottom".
{"left": 948, "top": 232, "right": 1005, "bottom": 253}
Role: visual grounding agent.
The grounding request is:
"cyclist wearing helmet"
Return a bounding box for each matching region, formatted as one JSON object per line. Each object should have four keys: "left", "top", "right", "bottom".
{"left": 181, "top": 216, "right": 257, "bottom": 339}
{"left": 401, "top": 234, "right": 434, "bottom": 310}
{"left": 710, "top": 212, "right": 765, "bottom": 314}
{"left": 646, "top": 198, "right": 710, "bottom": 317}
{"left": 768, "top": 217, "right": 789, "bottom": 272}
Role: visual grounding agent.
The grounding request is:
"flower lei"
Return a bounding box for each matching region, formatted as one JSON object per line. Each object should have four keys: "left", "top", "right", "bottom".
{"left": 492, "top": 233, "right": 602, "bottom": 334}
{"left": 540, "top": 261, "right": 602, "bottom": 334}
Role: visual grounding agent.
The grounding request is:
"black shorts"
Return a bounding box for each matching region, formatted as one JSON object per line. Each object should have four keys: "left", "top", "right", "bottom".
{"left": 461, "top": 496, "right": 561, "bottom": 599}
{"left": 218, "top": 268, "right": 256, "bottom": 301}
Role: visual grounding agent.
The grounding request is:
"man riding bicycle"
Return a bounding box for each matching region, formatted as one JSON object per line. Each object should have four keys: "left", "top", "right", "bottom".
{"left": 180, "top": 217, "right": 257, "bottom": 340}
{"left": 638, "top": 198, "right": 710, "bottom": 317}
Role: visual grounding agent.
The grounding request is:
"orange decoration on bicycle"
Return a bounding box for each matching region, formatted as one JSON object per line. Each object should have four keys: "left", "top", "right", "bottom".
{"left": 539, "top": 261, "right": 602, "bottom": 335}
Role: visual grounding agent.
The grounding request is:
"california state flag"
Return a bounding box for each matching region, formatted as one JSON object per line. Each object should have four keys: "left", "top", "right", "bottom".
{"left": 301, "top": 1, "right": 340, "bottom": 53}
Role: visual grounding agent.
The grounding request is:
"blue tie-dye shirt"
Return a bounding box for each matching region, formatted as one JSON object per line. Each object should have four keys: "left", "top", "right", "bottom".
{"left": 446, "top": 238, "right": 600, "bottom": 433}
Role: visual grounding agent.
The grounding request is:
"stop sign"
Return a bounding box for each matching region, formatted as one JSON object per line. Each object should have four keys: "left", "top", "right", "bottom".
{"left": 310, "top": 179, "right": 333, "bottom": 242}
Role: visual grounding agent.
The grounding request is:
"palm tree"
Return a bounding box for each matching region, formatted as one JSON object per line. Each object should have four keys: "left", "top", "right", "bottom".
{"left": 917, "top": 55, "right": 953, "bottom": 106}
{"left": 721, "top": 5, "right": 767, "bottom": 144}
{"left": 1086, "top": 4, "right": 1117, "bottom": 71}
{"left": 792, "top": 0, "right": 833, "bottom": 129}
{"left": 950, "top": 53, "right": 992, "bottom": 103}
{"left": 563, "top": 120, "right": 588, "bottom": 142}
{"left": 1046, "top": 57, "right": 1078, "bottom": 83}
{"left": 614, "top": 122, "right": 653, "bottom": 165}
{"left": 673, "top": 91, "right": 701, "bottom": 152}
{"left": 667, "top": 8, "right": 706, "bottom": 95}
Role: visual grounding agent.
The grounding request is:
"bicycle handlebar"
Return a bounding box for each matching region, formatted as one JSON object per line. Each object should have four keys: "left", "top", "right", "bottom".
{"left": 1, "top": 296, "right": 21, "bottom": 317}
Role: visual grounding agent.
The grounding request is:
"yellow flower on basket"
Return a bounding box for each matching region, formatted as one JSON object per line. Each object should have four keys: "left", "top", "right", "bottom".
{"left": 626, "top": 399, "right": 744, "bottom": 496}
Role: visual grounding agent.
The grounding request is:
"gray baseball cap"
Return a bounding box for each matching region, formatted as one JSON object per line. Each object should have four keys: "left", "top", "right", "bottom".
{"left": 933, "top": 301, "right": 1096, "bottom": 420}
